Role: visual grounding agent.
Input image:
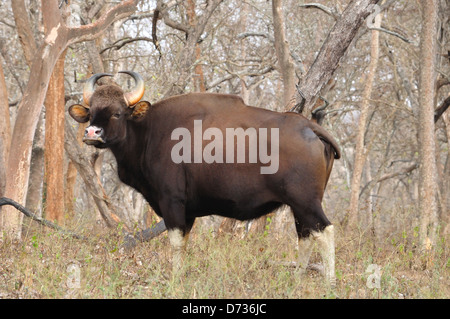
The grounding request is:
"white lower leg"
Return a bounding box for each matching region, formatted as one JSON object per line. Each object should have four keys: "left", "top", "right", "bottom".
{"left": 168, "top": 228, "right": 186, "bottom": 272}
{"left": 297, "top": 235, "right": 314, "bottom": 273}
{"left": 313, "top": 225, "right": 336, "bottom": 288}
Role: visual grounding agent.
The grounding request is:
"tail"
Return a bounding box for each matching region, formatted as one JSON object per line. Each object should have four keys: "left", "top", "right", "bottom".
{"left": 308, "top": 122, "right": 341, "bottom": 160}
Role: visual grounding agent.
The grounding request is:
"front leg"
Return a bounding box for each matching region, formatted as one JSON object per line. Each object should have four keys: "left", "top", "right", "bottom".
{"left": 160, "top": 197, "right": 194, "bottom": 272}
{"left": 167, "top": 228, "right": 186, "bottom": 271}
{"left": 167, "top": 218, "right": 195, "bottom": 272}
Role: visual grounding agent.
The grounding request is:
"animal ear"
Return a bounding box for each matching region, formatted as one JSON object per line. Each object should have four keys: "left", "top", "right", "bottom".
{"left": 69, "top": 104, "right": 90, "bottom": 123}
{"left": 130, "top": 101, "right": 151, "bottom": 120}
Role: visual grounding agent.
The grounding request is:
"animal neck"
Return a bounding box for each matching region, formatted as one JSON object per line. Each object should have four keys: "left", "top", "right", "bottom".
{"left": 108, "top": 120, "right": 158, "bottom": 209}
{"left": 110, "top": 121, "right": 146, "bottom": 169}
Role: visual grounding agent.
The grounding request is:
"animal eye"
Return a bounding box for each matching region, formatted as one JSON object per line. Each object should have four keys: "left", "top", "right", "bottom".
{"left": 112, "top": 113, "right": 121, "bottom": 119}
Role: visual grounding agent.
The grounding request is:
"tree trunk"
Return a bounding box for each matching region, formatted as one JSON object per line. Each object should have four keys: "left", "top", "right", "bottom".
{"left": 292, "top": 0, "right": 380, "bottom": 117}
{"left": 435, "top": 0, "right": 450, "bottom": 236}
{"left": 25, "top": 112, "right": 45, "bottom": 217}
{"left": 186, "top": 0, "right": 206, "bottom": 93}
{"left": 0, "top": 60, "right": 10, "bottom": 198}
{"left": 272, "top": 0, "right": 296, "bottom": 109}
{"left": 44, "top": 51, "right": 66, "bottom": 224}
{"left": 347, "top": 12, "right": 381, "bottom": 228}
{"left": 64, "top": 123, "right": 85, "bottom": 217}
{"left": 418, "top": 0, "right": 439, "bottom": 249}
{"left": 1, "top": 33, "right": 67, "bottom": 239}
{"left": 441, "top": 111, "right": 450, "bottom": 235}
{"left": 270, "top": 0, "right": 297, "bottom": 236}
{"left": 11, "top": 0, "right": 38, "bottom": 67}
{"left": 11, "top": 0, "right": 45, "bottom": 225}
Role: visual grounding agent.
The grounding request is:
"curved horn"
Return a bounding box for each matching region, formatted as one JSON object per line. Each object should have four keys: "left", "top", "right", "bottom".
{"left": 83, "top": 73, "right": 113, "bottom": 106}
{"left": 119, "top": 71, "right": 145, "bottom": 107}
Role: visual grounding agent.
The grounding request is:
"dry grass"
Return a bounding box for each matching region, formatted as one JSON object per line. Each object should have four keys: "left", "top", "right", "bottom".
{"left": 0, "top": 220, "right": 448, "bottom": 299}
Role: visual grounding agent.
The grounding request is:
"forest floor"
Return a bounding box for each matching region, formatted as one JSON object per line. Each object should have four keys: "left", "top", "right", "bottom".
{"left": 0, "top": 219, "right": 448, "bottom": 299}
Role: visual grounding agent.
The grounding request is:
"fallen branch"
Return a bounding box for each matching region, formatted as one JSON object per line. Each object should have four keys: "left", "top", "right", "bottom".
{"left": 0, "top": 197, "right": 86, "bottom": 240}
{"left": 0, "top": 197, "right": 167, "bottom": 246}
{"left": 121, "top": 220, "right": 167, "bottom": 251}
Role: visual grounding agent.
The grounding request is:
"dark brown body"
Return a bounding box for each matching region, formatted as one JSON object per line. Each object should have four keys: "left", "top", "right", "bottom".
{"left": 69, "top": 74, "right": 340, "bottom": 285}
{"left": 94, "top": 92, "right": 338, "bottom": 237}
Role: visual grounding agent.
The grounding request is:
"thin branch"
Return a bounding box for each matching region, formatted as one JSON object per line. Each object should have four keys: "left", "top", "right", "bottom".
{"left": 237, "top": 32, "right": 305, "bottom": 75}
{"left": 100, "top": 37, "right": 154, "bottom": 54}
{"left": 365, "top": 1, "right": 414, "bottom": 44}
{"left": 206, "top": 74, "right": 234, "bottom": 89}
{"left": 299, "top": 3, "right": 339, "bottom": 20}
{"left": 437, "top": 78, "right": 450, "bottom": 90}
{"left": 128, "top": 12, "right": 155, "bottom": 21}
{"left": 206, "top": 65, "right": 274, "bottom": 90}
{"left": 151, "top": 8, "right": 162, "bottom": 59}
{"left": 368, "top": 26, "right": 414, "bottom": 44}
{"left": 376, "top": 163, "right": 418, "bottom": 183}
{"left": 195, "top": 0, "right": 224, "bottom": 38}
{"left": 360, "top": 163, "right": 418, "bottom": 197}
{"left": 155, "top": 0, "right": 189, "bottom": 34}
{"left": 237, "top": 32, "right": 273, "bottom": 41}
{"left": 435, "top": 95, "right": 450, "bottom": 123}
{"left": 68, "top": 0, "right": 139, "bottom": 45}
{"left": 0, "top": 18, "right": 15, "bottom": 29}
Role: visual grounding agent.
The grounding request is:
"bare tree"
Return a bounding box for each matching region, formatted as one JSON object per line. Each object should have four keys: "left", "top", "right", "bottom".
{"left": 0, "top": 60, "right": 10, "bottom": 198}
{"left": 11, "top": 0, "right": 45, "bottom": 221}
{"left": 186, "top": 0, "right": 206, "bottom": 93}
{"left": 347, "top": 11, "right": 382, "bottom": 228}
{"left": 1, "top": 0, "right": 139, "bottom": 239}
{"left": 418, "top": 0, "right": 439, "bottom": 249}
{"left": 44, "top": 51, "right": 66, "bottom": 223}
{"left": 154, "top": 0, "right": 223, "bottom": 98}
{"left": 272, "top": 0, "right": 296, "bottom": 109}
{"left": 292, "top": 0, "right": 380, "bottom": 117}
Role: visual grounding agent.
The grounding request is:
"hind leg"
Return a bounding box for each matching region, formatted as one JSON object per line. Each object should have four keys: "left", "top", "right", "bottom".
{"left": 291, "top": 201, "right": 335, "bottom": 287}
{"left": 313, "top": 225, "right": 336, "bottom": 288}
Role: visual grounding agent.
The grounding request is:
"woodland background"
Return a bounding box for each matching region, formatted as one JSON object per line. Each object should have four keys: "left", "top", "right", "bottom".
{"left": 0, "top": 0, "right": 448, "bottom": 298}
